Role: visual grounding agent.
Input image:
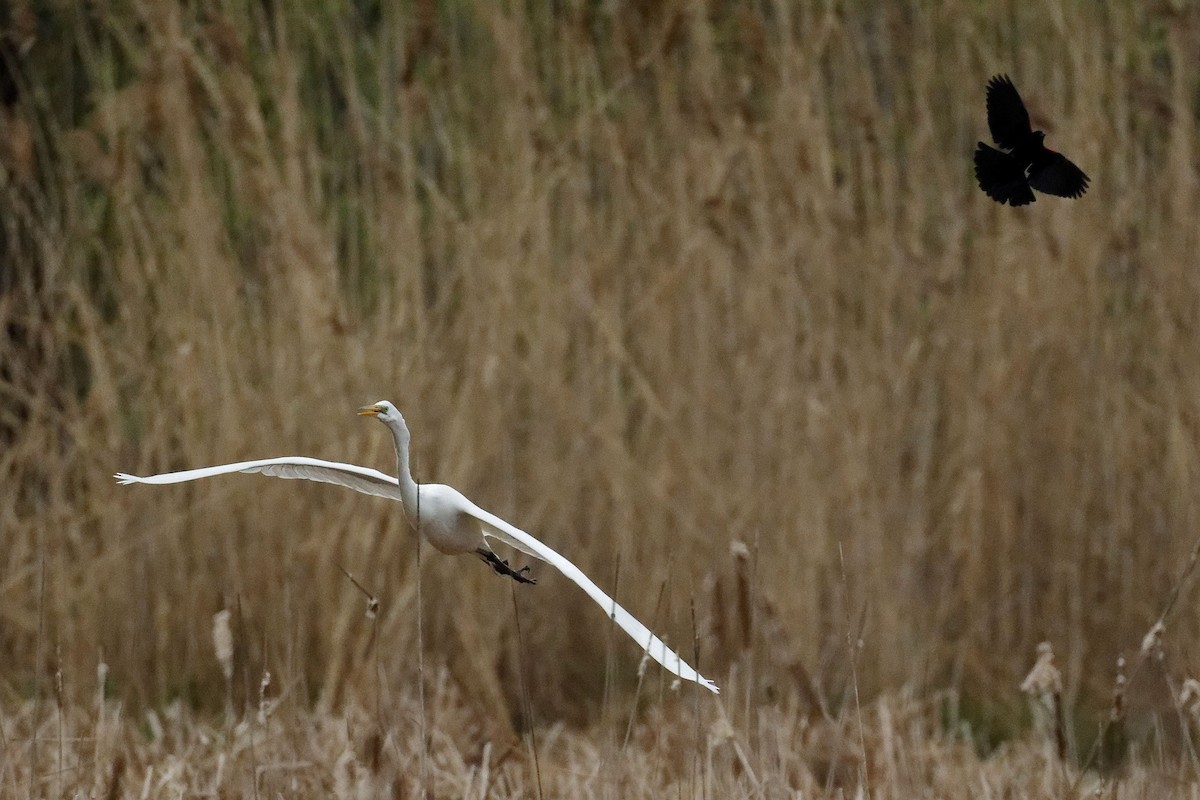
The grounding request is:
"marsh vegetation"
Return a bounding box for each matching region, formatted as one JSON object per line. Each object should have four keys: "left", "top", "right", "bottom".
{"left": 3, "top": 1, "right": 1200, "bottom": 796}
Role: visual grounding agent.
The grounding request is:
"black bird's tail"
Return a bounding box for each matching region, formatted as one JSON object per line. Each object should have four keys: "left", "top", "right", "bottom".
{"left": 974, "top": 142, "right": 1035, "bottom": 206}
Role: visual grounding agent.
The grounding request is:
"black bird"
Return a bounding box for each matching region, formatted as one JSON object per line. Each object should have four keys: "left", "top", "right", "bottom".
{"left": 974, "top": 74, "right": 1089, "bottom": 206}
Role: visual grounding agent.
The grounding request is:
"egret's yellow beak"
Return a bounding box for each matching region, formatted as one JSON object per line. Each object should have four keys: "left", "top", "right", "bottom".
{"left": 357, "top": 404, "right": 382, "bottom": 417}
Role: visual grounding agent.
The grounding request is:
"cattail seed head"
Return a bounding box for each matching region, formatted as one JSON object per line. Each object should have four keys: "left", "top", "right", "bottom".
{"left": 1140, "top": 621, "right": 1164, "bottom": 658}
{"left": 1021, "top": 641, "right": 1062, "bottom": 696}
{"left": 1180, "top": 678, "right": 1200, "bottom": 724}
{"left": 212, "top": 609, "right": 234, "bottom": 680}
{"left": 1111, "top": 654, "right": 1127, "bottom": 721}
{"left": 258, "top": 670, "right": 272, "bottom": 724}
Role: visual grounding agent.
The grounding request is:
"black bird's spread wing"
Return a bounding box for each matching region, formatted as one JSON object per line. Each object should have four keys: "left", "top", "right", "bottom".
{"left": 986, "top": 74, "right": 1032, "bottom": 150}
{"left": 974, "top": 142, "right": 1036, "bottom": 206}
{"left": 1028, "top": 152, "right": 1090, "bottom": 199}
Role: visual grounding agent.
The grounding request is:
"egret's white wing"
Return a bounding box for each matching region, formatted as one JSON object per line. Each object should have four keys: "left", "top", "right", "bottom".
{"left": 464, "top": 501, "right": 720, "bottom": 694}
{"left": 115, "top": 457, "right": 405, "bottom": 501}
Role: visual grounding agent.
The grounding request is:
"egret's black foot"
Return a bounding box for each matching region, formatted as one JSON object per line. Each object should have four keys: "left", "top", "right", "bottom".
{"left": 476, "top": 548, "right": 537, "bottom": 584}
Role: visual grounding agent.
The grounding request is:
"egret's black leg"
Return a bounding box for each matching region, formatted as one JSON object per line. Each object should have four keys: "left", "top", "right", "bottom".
{"left": 476, "top": 548, "right": 536, "bottom": 584}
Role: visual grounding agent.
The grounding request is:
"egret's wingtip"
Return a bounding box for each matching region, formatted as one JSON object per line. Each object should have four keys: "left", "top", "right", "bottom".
{"left": 704, "top": 680, "right": 721, "bottom": 694}
{"left": 114, "top": 473, "right": 136, "bottom": 485}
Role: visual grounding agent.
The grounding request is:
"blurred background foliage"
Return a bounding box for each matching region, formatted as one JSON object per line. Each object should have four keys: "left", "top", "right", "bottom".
{"left": 1, "top": 0, "right": 1199, "bottom": 744}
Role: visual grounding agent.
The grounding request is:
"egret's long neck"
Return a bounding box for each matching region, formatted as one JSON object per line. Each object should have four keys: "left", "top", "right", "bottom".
{"left": 387, "top": 416, "right": 421, "bottom": 518}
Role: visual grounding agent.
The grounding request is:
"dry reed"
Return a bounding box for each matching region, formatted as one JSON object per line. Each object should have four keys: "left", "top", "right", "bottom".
{"left": 2, "top": 0, "right": 1200, "bottom": 792}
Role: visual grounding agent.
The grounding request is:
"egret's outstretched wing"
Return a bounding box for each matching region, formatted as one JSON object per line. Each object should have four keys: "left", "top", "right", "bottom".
{"left": 116, "top": 457, "right": 405, "bottom": 501}
{"left": 464, "top": 501, "right": 720, "bottom": 694}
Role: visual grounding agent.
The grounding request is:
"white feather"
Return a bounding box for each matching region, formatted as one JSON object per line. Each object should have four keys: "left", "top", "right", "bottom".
{"left": 116, "top": 402, "right": 720, "bottom": 693}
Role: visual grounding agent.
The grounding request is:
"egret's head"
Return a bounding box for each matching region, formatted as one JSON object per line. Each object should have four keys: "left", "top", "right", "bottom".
{"left": 357, "top": 400, "right": 400, "bottom": 422}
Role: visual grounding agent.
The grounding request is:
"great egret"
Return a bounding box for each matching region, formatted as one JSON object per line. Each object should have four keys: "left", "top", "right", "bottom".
{"left": 116, "top": 401, "right": 719, "bottom": 693}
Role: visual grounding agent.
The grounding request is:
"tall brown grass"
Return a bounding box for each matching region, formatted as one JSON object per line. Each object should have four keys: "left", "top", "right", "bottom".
{"left": 2, "top": 0, "right": 1199, "bottom": 759}
{"left": 5, "top": 686, "right": 1199, "bottom": 798}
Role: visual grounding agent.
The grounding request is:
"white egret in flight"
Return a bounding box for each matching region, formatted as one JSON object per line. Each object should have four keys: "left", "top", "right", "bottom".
{"left": 116, "top": 401, "right": 719, "bottom": 693}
